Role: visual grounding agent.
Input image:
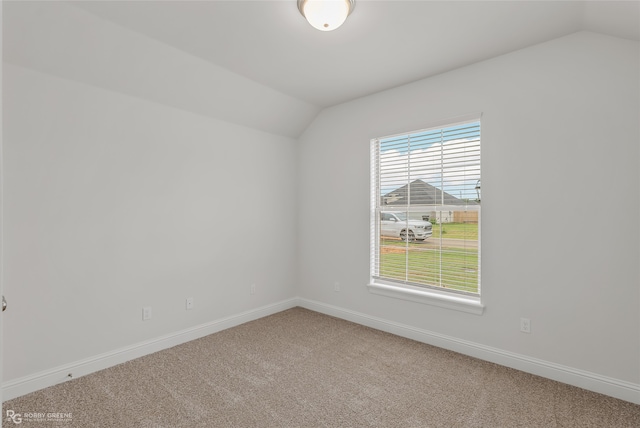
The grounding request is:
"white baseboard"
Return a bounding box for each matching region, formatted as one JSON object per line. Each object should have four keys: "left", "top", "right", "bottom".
{"left": 297, "top": 298, "right": 640, "bottom": 405}
{"left": 4, "top": 297, "right": 639, "bottom": 405}
{"left": 2, "top": 298, "right": 298, "bottom": 401}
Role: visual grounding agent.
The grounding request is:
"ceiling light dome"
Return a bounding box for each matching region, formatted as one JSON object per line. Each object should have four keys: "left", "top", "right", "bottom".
{"left": 298, "top": 0, "right": 355, "bottom": 32}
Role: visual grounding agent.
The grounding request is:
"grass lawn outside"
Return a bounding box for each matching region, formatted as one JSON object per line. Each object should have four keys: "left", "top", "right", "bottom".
{"left": 378, "top": 223, "right": 479, "bottom": 294}
{"left": 431, "top": 222, "right": 478, "bottom": 240}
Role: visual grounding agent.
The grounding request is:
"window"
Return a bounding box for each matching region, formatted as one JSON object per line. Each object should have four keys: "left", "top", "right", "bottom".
{"left": 369, "top": 116, "right": 482, "bottom": 313}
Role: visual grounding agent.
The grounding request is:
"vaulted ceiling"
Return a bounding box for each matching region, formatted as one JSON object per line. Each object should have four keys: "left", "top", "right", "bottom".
{"left": 69, "top": 0, "right": 640, "bottom": 107}
{"left": 4, "top": 1, "right": 639, "bottom": 137}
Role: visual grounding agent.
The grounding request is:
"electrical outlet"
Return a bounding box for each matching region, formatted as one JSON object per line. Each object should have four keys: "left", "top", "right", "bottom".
{"left": 334, "top": 282, "right": 340, "bottom": 292}
{"left": 186, "top": 297, "right": 194, "bottom": 310}
{"left": 520, "top": 318, "right": 531, "bottom": 333}
{"left": 142, "top": 306, "right": 152, "bottom": 321}
{"left": 250, "top": 284, "right": 256, "bottom": 295}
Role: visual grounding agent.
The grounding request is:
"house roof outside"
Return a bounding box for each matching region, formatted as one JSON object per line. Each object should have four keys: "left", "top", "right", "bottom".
{"left": 382, "top": 179, "right": 477, "bottom": 207}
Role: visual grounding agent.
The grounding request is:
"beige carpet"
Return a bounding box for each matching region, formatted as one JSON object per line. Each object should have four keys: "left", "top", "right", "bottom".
{"left": 3, "top": 307, "right": 640, "bottom": 427}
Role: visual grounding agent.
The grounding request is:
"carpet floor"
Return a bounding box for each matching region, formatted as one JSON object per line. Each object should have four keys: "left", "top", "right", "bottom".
{"left": 3, "top": 307, "right": 640, "bottom": 427}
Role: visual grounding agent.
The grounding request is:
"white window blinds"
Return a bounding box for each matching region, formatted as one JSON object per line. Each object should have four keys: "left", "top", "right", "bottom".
{"left": 371, "top": 119, "right": 481, "bottom": 295}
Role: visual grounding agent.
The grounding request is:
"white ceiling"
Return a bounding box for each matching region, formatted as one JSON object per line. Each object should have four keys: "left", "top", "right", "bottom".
{"left": 4, "top": 1, "right": 639, "bottom": 137}
{"left": 71, "top": 0, "right": 640, "bottom": 108}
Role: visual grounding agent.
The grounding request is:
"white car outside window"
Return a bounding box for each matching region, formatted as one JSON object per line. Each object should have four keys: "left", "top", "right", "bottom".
{"left": 380, "top": 211, "right": 432, "bottom": 242}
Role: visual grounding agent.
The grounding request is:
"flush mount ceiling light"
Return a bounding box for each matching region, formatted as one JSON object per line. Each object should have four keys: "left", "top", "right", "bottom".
{"left": 297, "top": 0, "right": 356, "bottom": 32}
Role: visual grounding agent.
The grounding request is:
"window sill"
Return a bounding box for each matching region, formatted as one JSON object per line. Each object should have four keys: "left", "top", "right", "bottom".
{"left": 367, "top": 281, "right": 484, "bottom": 315}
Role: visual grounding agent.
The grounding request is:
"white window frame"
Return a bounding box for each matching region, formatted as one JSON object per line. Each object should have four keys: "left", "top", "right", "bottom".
{"left": 368, "top": 114, "right": 484, "bottom": 315}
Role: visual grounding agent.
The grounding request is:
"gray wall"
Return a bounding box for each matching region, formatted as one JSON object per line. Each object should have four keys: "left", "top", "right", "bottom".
{"left": 3, "top": 63, "right": 298, "bottom": 381}
{"left": 297, "top": 31, "right": 640, "bottom": 385}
